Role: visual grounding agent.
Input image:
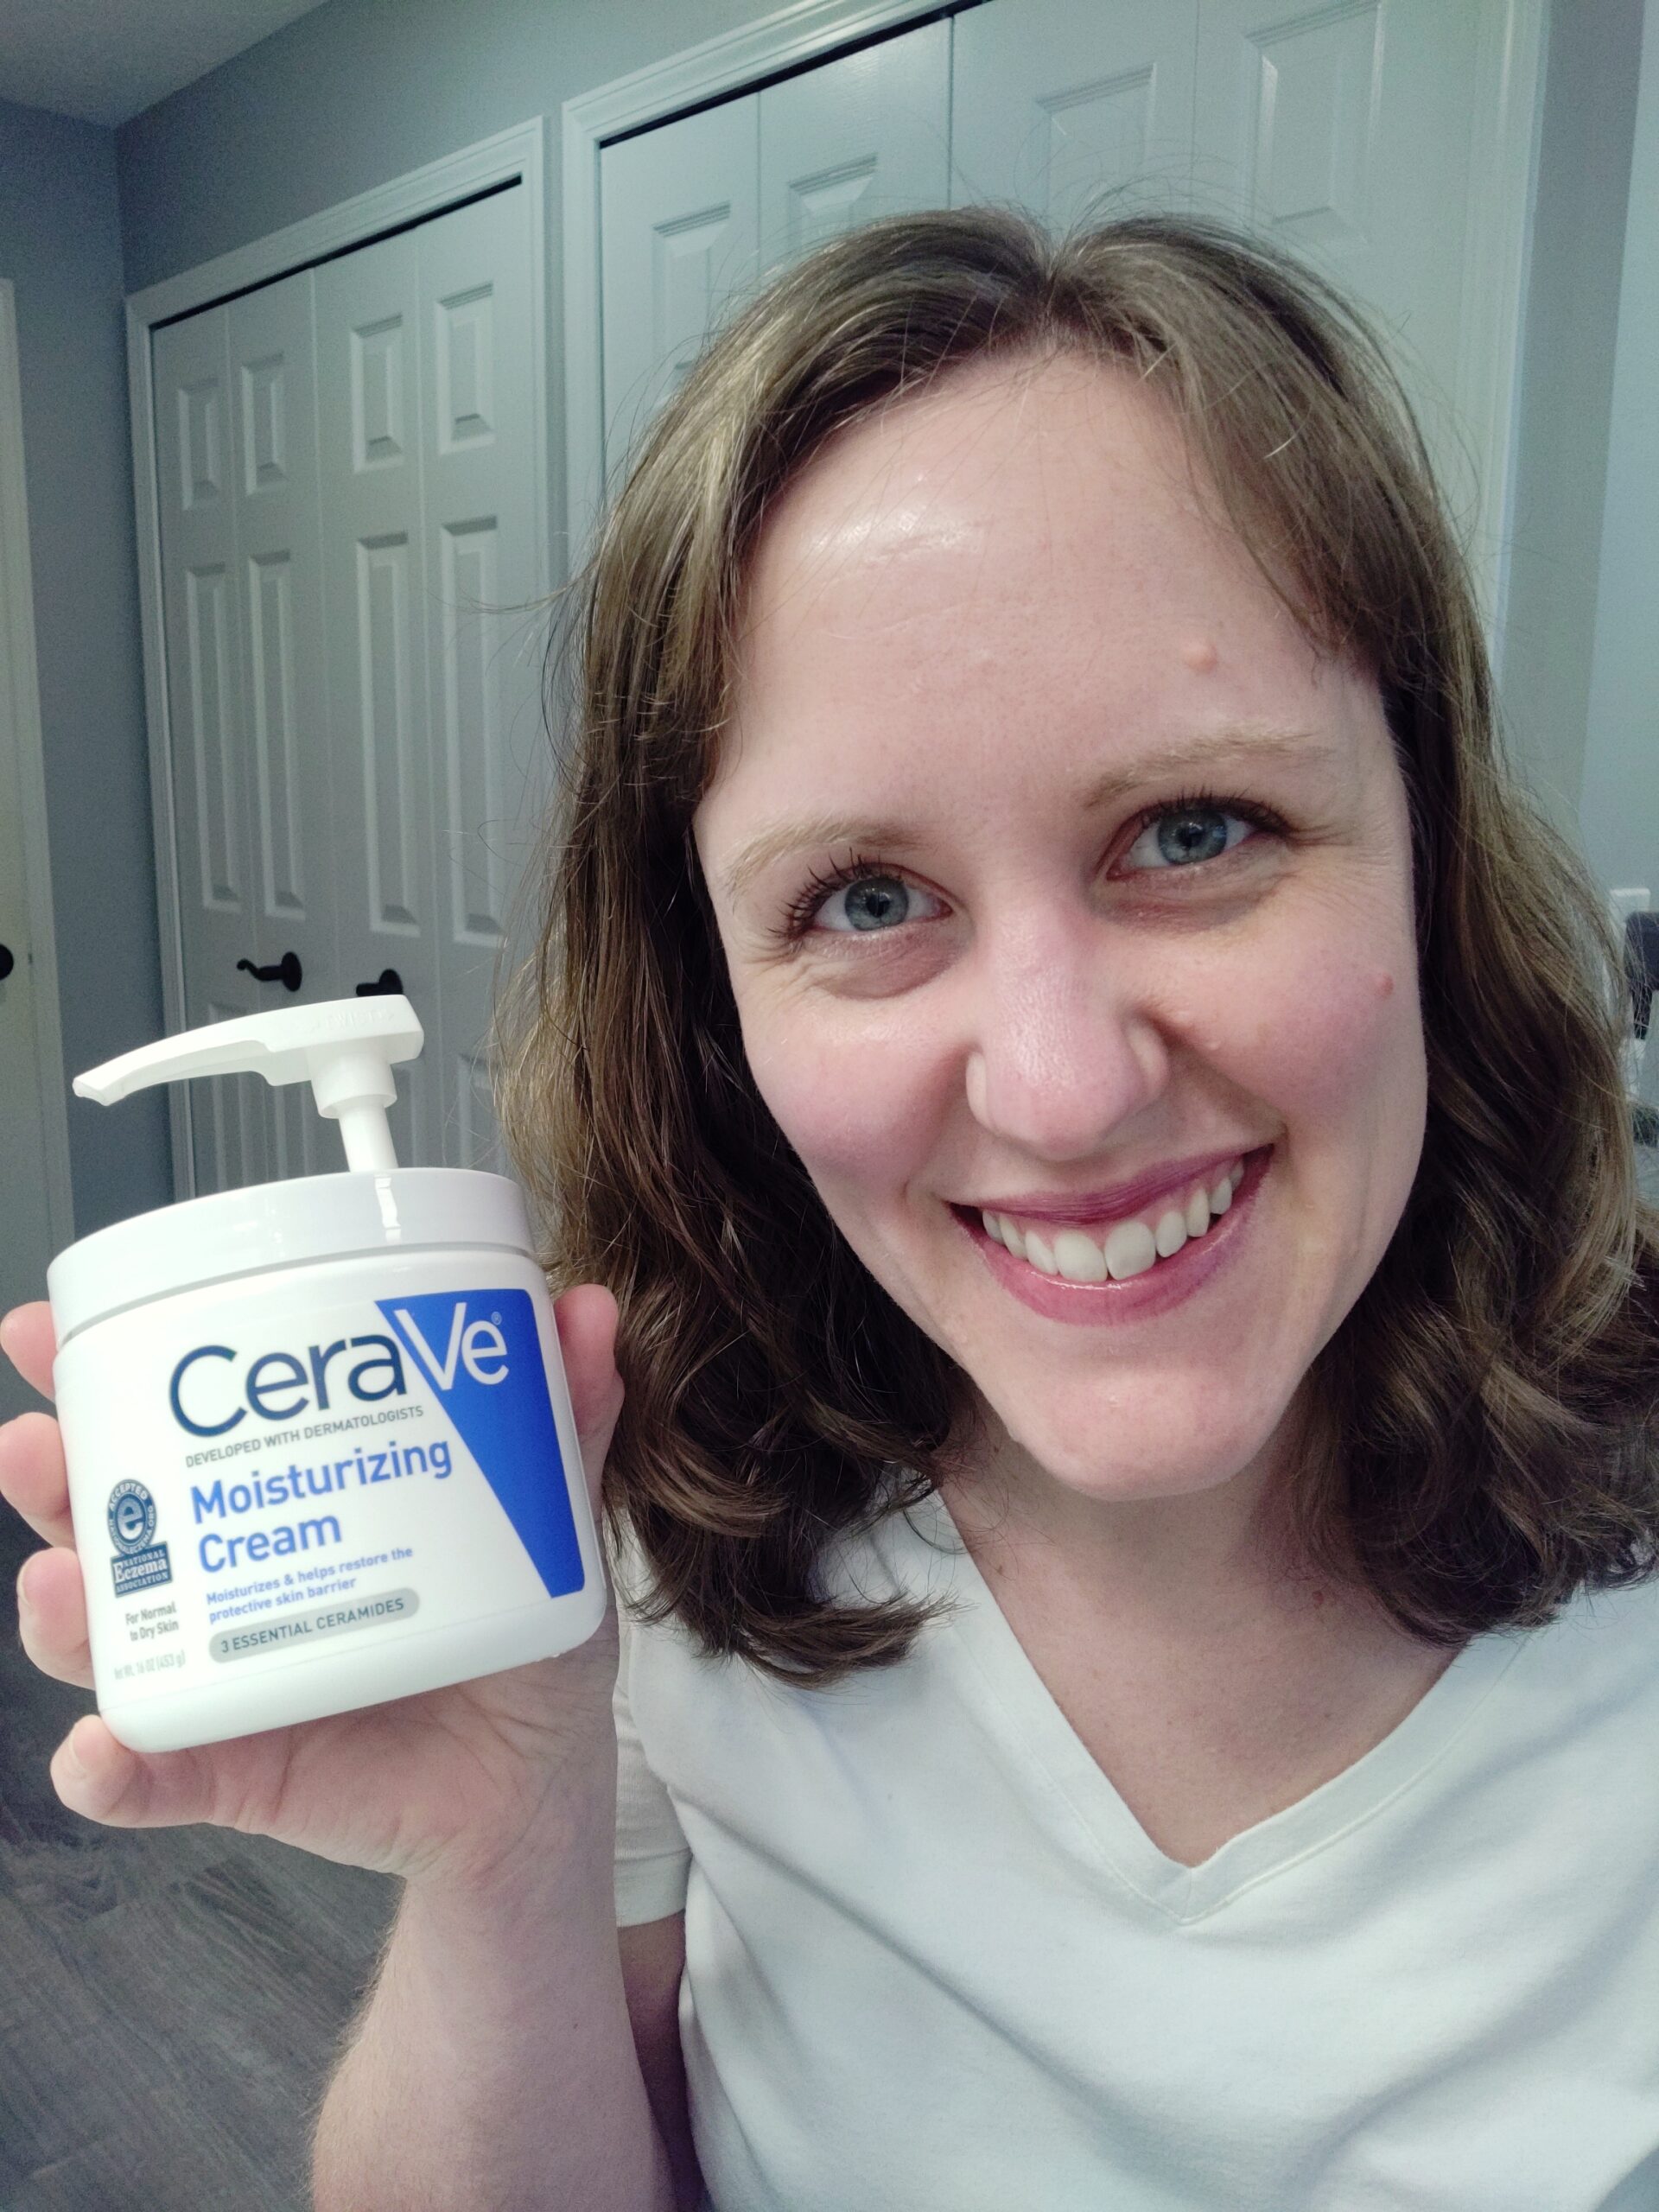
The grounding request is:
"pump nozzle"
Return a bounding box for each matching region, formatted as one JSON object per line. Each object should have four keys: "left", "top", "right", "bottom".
{"left": 74, "top": 995, "right": 425, "bottom": 1172}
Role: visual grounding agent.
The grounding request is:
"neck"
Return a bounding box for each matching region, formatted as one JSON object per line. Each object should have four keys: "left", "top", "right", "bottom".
{"left": 934, "top": 1385, "right": 1372, "bottom": 1643}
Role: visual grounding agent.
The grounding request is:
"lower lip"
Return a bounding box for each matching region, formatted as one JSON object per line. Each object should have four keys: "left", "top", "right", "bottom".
{"left": 952, "top": 1147, "right": 1272, "bottom": 1327}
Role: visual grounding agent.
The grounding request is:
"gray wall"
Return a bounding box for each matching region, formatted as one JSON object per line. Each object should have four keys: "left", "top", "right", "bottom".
{"left": 118, "top": 0, "right": 766, "bottom": 290}
{"left": 0, "top": 96, "right": 168, "bottom": 1239}
{"left": 1578, "top": 0, "right": 1659, "bottom": 893}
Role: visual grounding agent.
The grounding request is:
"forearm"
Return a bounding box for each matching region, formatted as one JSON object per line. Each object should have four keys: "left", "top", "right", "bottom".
{"left": 311, "top": 1751, "right": 676, "bottom": 2212}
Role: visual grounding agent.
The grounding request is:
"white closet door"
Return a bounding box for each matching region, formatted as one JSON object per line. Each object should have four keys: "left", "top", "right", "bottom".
{"left": 226, "top": 270, "right": 338, "bottom": 1181}
{"left": 153, "top": 305, "right": 269, "bottom": 1194}
{"left": 600, "top": 95, "right": 761, "bottom": 493}
{"left": 155, "top": 184, "right": 544, "bottom": 1195}
{"left": 950, "top": 0, "right": 1202, "bottom": 226}
{"left": 315, "top": 226, "right": 443, "bottom": 1171}
{"left": 1192, "top": 0, "right": 1491, "bottom": 569}
{"left": 758, "top": 19, "right": 951, "bottom": 276}
{"left": 416, "top": 186, "right": 543, "bottom": 1174}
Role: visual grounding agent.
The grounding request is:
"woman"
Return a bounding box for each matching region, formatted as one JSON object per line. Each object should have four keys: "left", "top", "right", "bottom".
{"left": 4, "top": 208, "right": 1657, "bottom": 2210}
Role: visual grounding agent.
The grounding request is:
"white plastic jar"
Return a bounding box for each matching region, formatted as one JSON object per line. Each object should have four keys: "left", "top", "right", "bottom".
{"left": 45, "top": 997, "right": 606, "bottom": 1753}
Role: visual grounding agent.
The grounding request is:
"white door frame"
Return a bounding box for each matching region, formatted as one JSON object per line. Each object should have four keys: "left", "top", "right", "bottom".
{"left": 561, "top": 0, "right": 1544, "bottom": 654}
{"left": 0, "top": 276, "right": 74, "bottom": 1254}
{"left": 126, "top": 120, "right": 550, "bottom": 1198}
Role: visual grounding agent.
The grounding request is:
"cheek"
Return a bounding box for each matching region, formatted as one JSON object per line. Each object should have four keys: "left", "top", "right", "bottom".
{"left": 739, "top": 1004, "right": 935, "bottom": 1190}
{"left": 1179, "top": 938, "right": 1425, "bottom": 1132}
{"left": 1173, "top": 937, "right": 1426, "bottom": 1292}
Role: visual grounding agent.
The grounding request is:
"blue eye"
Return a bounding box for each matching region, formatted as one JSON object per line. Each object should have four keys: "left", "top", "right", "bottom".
{"left": 779, "top": 791, "right": 1284, "bottom": 942}
{"left": 1122, "top": 801, "right": 1258, "bottom": 872}
{"left": 805, "top": 871, "right": 941, "bottom": 936}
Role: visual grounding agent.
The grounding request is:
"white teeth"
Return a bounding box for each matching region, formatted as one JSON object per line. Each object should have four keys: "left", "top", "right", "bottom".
{"left": 1101, "top": 1221, "right": 1157, "bottom": 1280}
{"left": 1051, "top": 1228, "right": 1108, "bottom": 1282}
{"left": 1024, "top": 1228, "right": 1058, "bottom": 1276}
{"left": 977, "top": 1154, "right": 1253, "bottom": 1284}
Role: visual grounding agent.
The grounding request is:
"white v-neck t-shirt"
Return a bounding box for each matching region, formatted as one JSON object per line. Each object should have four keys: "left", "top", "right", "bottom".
{"left": 610, "top": 1484, "right": 1659, "bottom": 2212}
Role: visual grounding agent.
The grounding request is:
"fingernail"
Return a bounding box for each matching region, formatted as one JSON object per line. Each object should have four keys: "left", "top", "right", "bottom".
{"left": 58, "top": 1727, "right": 86, "bottom": 1783}
{"left": 15, "top": 1561, "right": 34, "bottom": 1617}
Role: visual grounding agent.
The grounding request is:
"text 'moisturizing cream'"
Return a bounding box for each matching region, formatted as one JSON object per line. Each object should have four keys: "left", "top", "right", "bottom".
{"left": 46, "top": 995, "right": 606, "bottom": 1753}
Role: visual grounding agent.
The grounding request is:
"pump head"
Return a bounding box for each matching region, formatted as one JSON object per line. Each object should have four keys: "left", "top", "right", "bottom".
{"left": 73, "top": 995, "right": 425, "bottom": 1172}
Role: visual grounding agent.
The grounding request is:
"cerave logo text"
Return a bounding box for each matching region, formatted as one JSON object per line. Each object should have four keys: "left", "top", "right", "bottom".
{"left": 166, "top": 1296, "right": 512, "bottom": 1438}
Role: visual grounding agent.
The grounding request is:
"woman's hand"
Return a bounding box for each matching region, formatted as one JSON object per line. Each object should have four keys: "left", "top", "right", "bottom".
{"left": 0, "top": 1287, "right": 626, "bottom": 1894}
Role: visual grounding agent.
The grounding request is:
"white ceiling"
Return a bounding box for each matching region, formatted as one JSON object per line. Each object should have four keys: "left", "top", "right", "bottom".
{"left": 0, "top": 0, "right": 332, "bottom": 128}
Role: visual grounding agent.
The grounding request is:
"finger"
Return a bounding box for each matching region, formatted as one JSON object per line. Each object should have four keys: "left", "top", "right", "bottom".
{"left": 0, "top": 1303, "right": 56, "bottom": 1404}
{"left": 0, "top": 1409, "right": 74, "bottom": 1550}
{"left": 48, "top": 1712, "right": 230, "bottom": 1830}
{"left": 16, "top": 1546, "right": 94, "bottom": 1688}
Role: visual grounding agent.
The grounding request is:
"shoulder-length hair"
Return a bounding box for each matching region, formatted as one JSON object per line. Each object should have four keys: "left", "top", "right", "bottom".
{"left": 496, "top": 205, "right": 1659, "bottom": 1687}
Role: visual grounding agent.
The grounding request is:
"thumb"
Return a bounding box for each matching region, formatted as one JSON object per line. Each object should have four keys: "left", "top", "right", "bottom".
{"left": 550, "top": 1283, "right": 626, "bottom": 1513}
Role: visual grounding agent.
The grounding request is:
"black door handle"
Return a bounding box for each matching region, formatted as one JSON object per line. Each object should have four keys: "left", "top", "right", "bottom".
{"left": 0, "top": 943, "right": 13, "bottom": 982}
{"left": 354, "top": 968, "right": 404, "bottom": 997}
{"left": 237, "top": 950, "right": 302, "bottom": 992}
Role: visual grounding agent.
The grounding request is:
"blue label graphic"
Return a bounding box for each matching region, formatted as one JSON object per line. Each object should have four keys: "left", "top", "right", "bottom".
{"left": 375, "top": 1288, "right": 584, "bottom": 1599}
{"left": 108, "top": 1478, "right": 157, "bottom": 1554}
{"left": 113, "top": 1545, "right": 173, "bottom": 1598}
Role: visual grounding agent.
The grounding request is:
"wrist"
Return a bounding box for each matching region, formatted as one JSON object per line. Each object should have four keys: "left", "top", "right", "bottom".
{"left": 401, "top": 1738, "right": 618, "bottom": 1922}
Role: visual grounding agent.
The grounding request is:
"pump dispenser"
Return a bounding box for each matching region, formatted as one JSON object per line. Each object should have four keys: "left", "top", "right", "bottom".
{"left": 73, "top": 995, "right": 425, "bottom": 1172}
{"left": 46, "top": 995, "right": 606, "bottom": 1755}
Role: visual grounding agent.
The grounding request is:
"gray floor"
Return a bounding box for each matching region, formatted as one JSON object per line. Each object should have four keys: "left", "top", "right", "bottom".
{"left": 0, "top": 1503, "right": 396, "bottom": 2212}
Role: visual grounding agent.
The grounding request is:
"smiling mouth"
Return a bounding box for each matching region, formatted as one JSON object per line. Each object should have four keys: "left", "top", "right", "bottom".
{"left": 949, "top": 1146, "right": 1273, "bottom": 1283}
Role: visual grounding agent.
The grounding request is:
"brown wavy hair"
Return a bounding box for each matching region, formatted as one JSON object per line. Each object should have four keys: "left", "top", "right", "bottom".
{"left": 495, "top": 206, "right": 1659, "bottom": 1687}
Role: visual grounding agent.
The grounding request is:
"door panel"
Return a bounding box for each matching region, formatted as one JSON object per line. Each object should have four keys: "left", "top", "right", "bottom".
{"left": 315, "top": 227, "right": 443, "bottom": 1171}
{"left": 416, "top": 185, "right": 543, "bottom": 1175}
{"left": 600, "top": 96, "right": 761, "bottom": 493}
{"left": 950, "top": 0, "right": 1201, "bottom": 226}
{"left": 153, "top": 305, "right": 270, "bottom": 1193}
{"left": 227, "top": 269, "right": 337, "bottom": 1180}
{"left": 1193, "top": 0, "right": 1488, "bottom": 563}
{"left": 758, "top": 18, "right": 951, "bottom": 276}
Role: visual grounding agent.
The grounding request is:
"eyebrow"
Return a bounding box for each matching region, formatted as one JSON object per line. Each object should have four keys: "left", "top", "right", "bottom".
{"left": 718, "top": 723, "right": 1340, "bottom": 905}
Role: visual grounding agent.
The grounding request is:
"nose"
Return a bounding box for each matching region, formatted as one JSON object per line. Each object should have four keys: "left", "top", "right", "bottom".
{"left": 962, "top": 906, "right": 1170, "bottom": 1157}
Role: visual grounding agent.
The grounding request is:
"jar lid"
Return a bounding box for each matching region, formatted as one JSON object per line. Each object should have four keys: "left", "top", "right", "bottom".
{"left": 48, "top": 1167, "right": 537, "bottom": 1348}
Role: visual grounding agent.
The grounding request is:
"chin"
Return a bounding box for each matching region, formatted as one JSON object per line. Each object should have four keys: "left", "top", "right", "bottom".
{"left": 984, "top": 1386, "right": 1292, "bottom": 1503}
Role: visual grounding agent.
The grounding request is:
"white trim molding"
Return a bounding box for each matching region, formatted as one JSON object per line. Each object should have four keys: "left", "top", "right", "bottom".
{"left": 125, "top": 121, "right": 550, "bottom": 1198}
{"left": 0, "top": 277, "right": 75, "bottom": 1251}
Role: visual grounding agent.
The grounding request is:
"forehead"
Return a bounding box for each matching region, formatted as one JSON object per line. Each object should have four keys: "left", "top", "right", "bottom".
{"left": 712, "top": 353, "right": 1330, "bottom": 796}
{"left": 696, "top": 359, "right": 1398, "bottom": 915}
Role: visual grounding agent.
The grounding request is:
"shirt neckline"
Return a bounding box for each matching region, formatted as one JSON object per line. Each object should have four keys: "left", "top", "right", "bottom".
{"left": 897, "top": 1483, "right": 1533, "bottom": 1923}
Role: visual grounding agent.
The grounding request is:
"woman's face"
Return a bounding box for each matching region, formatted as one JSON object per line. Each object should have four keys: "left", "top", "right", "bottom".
{"left": 692, "top": 351, "right": 1427, "bottom": 1528}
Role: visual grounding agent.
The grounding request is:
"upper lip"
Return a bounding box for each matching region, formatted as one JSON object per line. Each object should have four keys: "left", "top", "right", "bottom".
{"left": 958, "top": 1147, "right": 1263, "bottom": 1224}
